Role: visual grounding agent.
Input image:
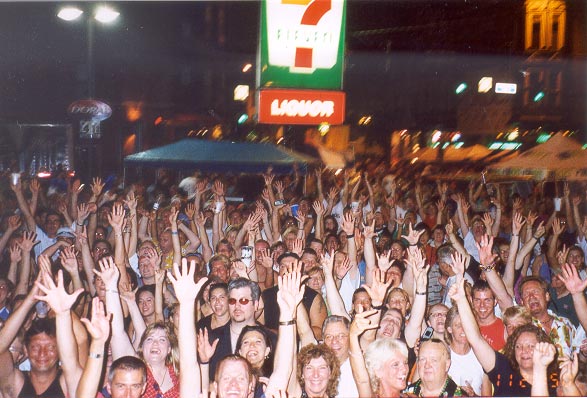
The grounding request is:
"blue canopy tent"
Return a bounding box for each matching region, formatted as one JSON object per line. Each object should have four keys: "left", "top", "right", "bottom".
{"left": 123, "top": 139, "right": 319, "bottom": 175}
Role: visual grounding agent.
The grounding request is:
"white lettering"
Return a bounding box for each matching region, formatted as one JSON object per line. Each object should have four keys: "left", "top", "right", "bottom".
{"left": 270, "top": 99, "right": 335, "bottom": 118}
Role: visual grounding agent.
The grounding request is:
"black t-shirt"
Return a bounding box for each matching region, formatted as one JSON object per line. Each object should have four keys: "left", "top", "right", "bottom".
{"left": 487, "top": 351, "right": 558, "bottom": 397}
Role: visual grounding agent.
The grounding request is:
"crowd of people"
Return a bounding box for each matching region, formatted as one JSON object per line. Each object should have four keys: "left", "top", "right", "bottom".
{"left": 0, "top": 164, "right": 585, "bottom": 398}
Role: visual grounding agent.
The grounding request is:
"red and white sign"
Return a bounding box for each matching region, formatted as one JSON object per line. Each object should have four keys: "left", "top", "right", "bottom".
{"left": 258, "top": 89, "right": 345, "bottom": 125}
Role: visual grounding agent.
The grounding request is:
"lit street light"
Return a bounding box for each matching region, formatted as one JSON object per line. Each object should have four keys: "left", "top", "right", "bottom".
{"left": 58, "top": 4, "right": 120, "bottom": 180}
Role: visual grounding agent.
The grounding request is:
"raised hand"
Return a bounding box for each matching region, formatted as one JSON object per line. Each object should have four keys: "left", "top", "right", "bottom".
{"left": 350, "top": 308, "right": 378, "bottom": 338}
{"left": 91, "top": 177, "right": 105, "bottom": 197}
{"left": 35, "top": 270, "right": 83, "bottom": 314}
{"left": 556, "top": 245, "right": 570, "bottom": 268}
{"left": 552, "top": 217, "right": 566, "bottom": 236}
{"left": 119, "top": 283, "right": 138, "bottom": 305}
{"left": 363, "top": 269, "right": 392, "bottom": 306}
{"left": 185, "top": 202, "right": 196, "bottom": 220}
{"left": 169, "top": 206, "right": 179, "bottom": 228}
{"left": 401, "top": 223, "right": 424, "bottom": 246}
{"left": 447, "top": 274, "right": 466, "bottom": 302}
{"left": 124, "top": 191, "right": 138, "bottom": 212}
{"left": 154, "top": 268, "right": 166, "bottom": 286}
{"left": 363, "top": 220, "right": 377, "bottom": 240}
{"left": 512, "top": 211, "right": 526, "bottom": 235}
{"left": 108, "top": 204, "right": 126, "bottom": 232}
{"left": 9, "top": 245, "right": 22, "bottom": 263}
{"left": 7, "top": 215, "right": 22, "bottom": 232}
{"left": 557, "top": 263, "right": 587, "bottom": 295}
{"left": 475, "top": 234, "right": 497, "bottom": 267}
{"left": 144, "top": 246, "right": 162, "bottom": 269}
{"left": 77, "top": 202, "right": 91, "bottom": 224}
{"left": 168, "top": 258, "right": 208, "bottom": 304}
{"left": 212, "top": 180, "right": 225, "bottom": 198}
{"left": 258, "top": 248, "right": 273, "bottom": 269}
{"left": 376, "top": 250, "right": 393, "bottom": 272}
{"left": 94, "top": 257, "right": 120, "bottom": 290}
{"left": 532, "top": 342, "right": 556, "bottom": 368}
{"left": 341, "top": 211, "right": 355, "bottom": 235}
{"left": 312, "top": 200, "right": 325, "bottom": 217}
{"left": 445, "top": 219, "right": 454, "bottom": 236}
{"left": 197, "top": 328, "right": 219, "bottom": 363}
{"left": 232, "top": 260, "right": 249, "bottom": 279}
{"left": 29, "top": 178, "right": 40, "bottom": 195}
{"left": 334, "top": 254, "right": 352, "bottom": 280}
{"left": 559, "top": 353, "right": 579, "bottom": 387}
{"left": 526, "top": 211, "right": 538, "bottom": 229}
{"left": 80, "top": 297, "right": 112, "bottom": 343}
{"left": 292, "top": 238, "right": 304, "bottom": 257}
{"left": 533, "top": 221, "right": 546, "bottom": 239}
{"left": 273, "top": 180, "right": 285, "bottom": 195}
{"left": 59, "top": 246, "right": 80, "bottom": 275}
{"left": 194, "top": 211, "right": 208, "bottom": 227}
{"left": 18, "top": 230, "right": 39, "bottom": 253}
{"left": 408, "top": 247, "right": 429, "bottom": 292}
{"left": 276, "top": 266, "right": 305, "bottom": 319}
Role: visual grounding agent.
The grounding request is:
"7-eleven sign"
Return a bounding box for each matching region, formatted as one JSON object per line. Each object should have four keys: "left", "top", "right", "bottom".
{"left": 258, "top": 0, "right": 346, "bottom": 90}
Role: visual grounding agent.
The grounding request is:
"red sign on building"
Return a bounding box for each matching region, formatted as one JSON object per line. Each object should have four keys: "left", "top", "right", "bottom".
{"left": 258, "top": 89, "right": 345, "bottom": 125}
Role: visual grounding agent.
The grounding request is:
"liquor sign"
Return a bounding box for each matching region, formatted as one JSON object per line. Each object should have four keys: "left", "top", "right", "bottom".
{"left": 258, "top": 89, "right": 345, "bottom": 125}
{"left": 259, "top": 0, "right": 346, "bottom": 90}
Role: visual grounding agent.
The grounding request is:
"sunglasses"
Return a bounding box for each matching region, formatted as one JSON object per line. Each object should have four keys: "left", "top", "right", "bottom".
{"left": 228, "top": 298, "right": 252, "bottom": 305}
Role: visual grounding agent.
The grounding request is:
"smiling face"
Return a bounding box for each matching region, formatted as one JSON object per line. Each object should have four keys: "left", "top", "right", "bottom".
{"left": 387, "top": 290, "right": 409, "bottom": 316}
{"left": 375, "top": 350, "right": 409, "bottom": 394}
{"left": 302, "top": 356, "right": 332, "bottom": 398}
{"left": 377, "top": 310, "right": 403, "bottom": 339}
{"left": 472, "top": 288, "right": 496, "bottom": 324}
{"left": 216, "top": 358, "right": 254, "bottom": 398}
{"left": 238, "top": 330, "right": 270, "bottom": 369}
{"left": 210, "top": 286, "right": 229, "bottom": 318}
{"left": 323, "top": 321, "right": 349, "bottom": 362}
{"left": 447, "top": 314, "right": 467, "bottom": 345}
{"left": 514, "top": 331, "right": 538, "bottom": 372}
{"left": 26, "top": 333, "right": 59, "bottom": 373}
{"left": 137, "top": 290, "right": 155, "bottom": 318}
{"left": 141, "top": 328, "right": 171, "bottom": 366}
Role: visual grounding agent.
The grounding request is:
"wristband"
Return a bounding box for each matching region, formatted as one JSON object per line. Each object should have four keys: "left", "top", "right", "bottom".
{"left": 88, "top": 352, "right": 102, "bottom": 359}
{"left": 106, "top": 289, "right": 119, "bottom": 294}
{"left": 533, "top": 235, "right": 540, "bottom": 240}
{"left": 372, "top": 304, "right": 386, "bottom": 310}
{"left": 200, "top": 360, "right": 209, "bottom": 365}
{"left": 171, "top": 231, "right": 179, "bottom": 235}
{"left": 415, "top": 291, "right": 427, "bottom": 295}
{"left": 279, "top": 319, "right": 296, "bottom": 326}
{"left": 511, "top": 234, "right": 519, "bottom": 237}
{"left": 76, "top": 222, "right": 84, "bottom": 226}
{"left": 346, "top": 234, "right": 355, "bottom": 239}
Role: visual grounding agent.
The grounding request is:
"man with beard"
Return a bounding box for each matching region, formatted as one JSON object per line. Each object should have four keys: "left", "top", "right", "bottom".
{"left": 206, "top": 278, "right": 276, "bottom": 380}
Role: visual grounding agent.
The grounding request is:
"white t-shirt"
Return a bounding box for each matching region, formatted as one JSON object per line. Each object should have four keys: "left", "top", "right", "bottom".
{"left": 336, "top": 357, "right": 359, "bottom": 398}
{"left": 339, "top": 270, "right": 362, "bottom": 313}
{"left": 449, "top": 347, "right": 485, "bottom": 395}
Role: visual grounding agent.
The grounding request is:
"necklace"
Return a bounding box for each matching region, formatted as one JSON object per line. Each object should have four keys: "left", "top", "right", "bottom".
{"left": 150, "top": 364, "right": 168, "bottom": 390}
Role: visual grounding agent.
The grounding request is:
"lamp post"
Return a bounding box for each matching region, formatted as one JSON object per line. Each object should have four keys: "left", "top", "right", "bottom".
{"left": 58, "top": 5, "right": 119, "bottom": 180}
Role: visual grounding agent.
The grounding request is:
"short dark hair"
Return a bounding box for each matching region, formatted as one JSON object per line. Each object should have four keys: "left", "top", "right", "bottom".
{"left": 108, "top": 356, "right": 147, "bottom": 384}
{"left": 471, "top": 280, "right": 495, "bottom": 299}
{"left": 228, "top": 278, "right": 261, "bottom": 302}
{"left": 135, "top": 285, "right": 156, "bottom": 306}
{"left": 25, "top": 318, "right": 56, "bottom": 347}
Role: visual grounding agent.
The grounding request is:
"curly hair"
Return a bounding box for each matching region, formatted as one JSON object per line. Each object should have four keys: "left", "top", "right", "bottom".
{"left": 503, "top": 324, "right": 557, "bottom": 373}
{"left": 297, "top": 344, "right": 340, "bottom": 398}
{"left": 137, "top": 322, "right": 180, "bottom": 374}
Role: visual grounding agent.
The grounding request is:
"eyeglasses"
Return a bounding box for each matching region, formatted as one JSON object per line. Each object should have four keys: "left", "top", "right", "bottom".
{"left": 228, "top": 298, "right": 252, "bottom": 305}
{"left": 429, "top": 312, "right": 447, "bottom": 319}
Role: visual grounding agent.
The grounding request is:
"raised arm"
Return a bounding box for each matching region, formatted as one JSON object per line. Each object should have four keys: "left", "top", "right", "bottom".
{"left": 169, "top": 207, "right": 182, "bottom": 267}
{"left": 515, "top": 221, "right": 545, "bottom": 271}
{"left": 124, "top": 192, "right": 139, "bottom": 257}
{"left": 449, "top": 276, "right": 496, "bottom": 372}
{"left": 266, "top": 265, "right": 305, "bottom": 396}
{"left": 349, "top": 309, "right": 378, "bottom": 398}
{"left": 477, "top": 235, "right": 514, "bottom": 311}
{"left": 0, "top": 215, "right": 21, "bottom": 261}
{"left": 119, "top": 285, "right": 147, "bottom": 351}
{"left": 403, "top": 247, "right": 428, "bottom": 347}
{"left": 361, "top": 269, "right": 391, "bottom": 348}
{"left": 34, "top": 266, "right": 85, "bottom": 398}
{"left": 502, "top": 212, "right": 524, "bottom": 295}
{"left": 98, "top": 257, "right": 136, "bottom": 359}
{"left": 558, "top": 263, "right": 587, "bottom": 332}
{"left": 14, "top": 231, "right": 37, "bottom": 296}
{"left": 76, "top": 297, "right": 112, "bottom": 398}
{"left": 168, "top": 258, "right": 206, "bottom": 398}
{"left": 531, "top": 342, "right": 556, "bottom": 396}
{"left": 321, "top": 251, "right": 350, "bottom": 320}
{"left": 10, "top": 179, "right": 37, "bottom": 232}
{"left": 108, "top": 204, "right": 131, "bottom": 288}
{"left": 75, "top": 226, "right": 97, "bottom": 296}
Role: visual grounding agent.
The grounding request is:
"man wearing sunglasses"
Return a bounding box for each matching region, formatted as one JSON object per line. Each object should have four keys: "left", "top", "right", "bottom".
{"left": 205, "top": 277, "right": 277, "bottom": 380}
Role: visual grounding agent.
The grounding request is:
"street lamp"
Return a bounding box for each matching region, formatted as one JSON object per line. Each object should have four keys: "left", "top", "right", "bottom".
{"left": 57, "top": 5, "right": 120, "bottom": 98}
{"left": 58, "top": 4, "right": 119, "bottom": 180}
